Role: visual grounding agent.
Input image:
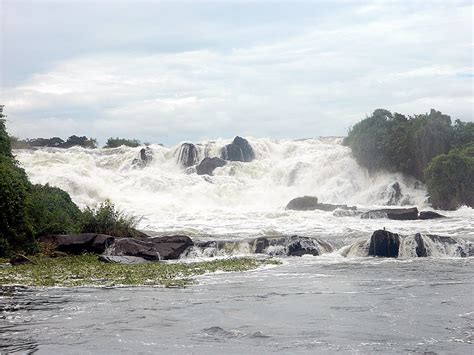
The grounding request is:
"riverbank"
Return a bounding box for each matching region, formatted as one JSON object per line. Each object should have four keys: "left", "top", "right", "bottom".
{"left": 0, "top": 255, "right": 280, "bottom": 288}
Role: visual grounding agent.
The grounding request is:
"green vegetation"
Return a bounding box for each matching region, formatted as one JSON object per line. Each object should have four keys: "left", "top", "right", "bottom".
{"left": 10, "top": 135, "right": 98, "bottom": 149}
{"left": 344, "top": 109, "right": 474, "bottom": 209}
{"left": 81, "top": 200, "right": 140, "bottom": 238}
{"left": 0, "top": 254, "right": 280, "bottom": 287}
{"left": 104, "top": 137, "right": 141, "bottom": 148}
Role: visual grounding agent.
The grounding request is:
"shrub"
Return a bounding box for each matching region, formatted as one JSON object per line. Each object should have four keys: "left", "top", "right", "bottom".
{"left": 104, "top": 137, "right": 141, "bottom": 148}
{"left": 425, "top": 147, "right": 474, "bottom": 210}
{"left": 62, "top": 135, "right": 98, "bottom": 148}
{"left": 27, "top": 184, "right": 83, "bottom": 236}
{"left": 81, "top": 200, "right": 140, "bottom": 237}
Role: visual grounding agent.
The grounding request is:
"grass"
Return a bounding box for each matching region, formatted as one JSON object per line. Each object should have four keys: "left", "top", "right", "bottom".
{"left": 0, "top": 255, "right": 280, "bottom": 288}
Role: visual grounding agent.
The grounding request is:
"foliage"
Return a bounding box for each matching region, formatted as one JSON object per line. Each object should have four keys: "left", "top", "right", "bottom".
{"left": 425, "top": 146, "right": 474, "bottom": 210}
{"left": 0, "top": 116, "right": 13, "bottom": 158}
{"left": 9, "top": 135, "right": 98, "bottom": 149}
{"left": 0, "top": 254, "right": 280, "bottom": 287}
{"left": 27, "top": 184, "right": 83, "bottom": 236}
{"left": 9, "top": 136, "right": 30, "bottom": 149}
{"left": 104, "top": 137, "right": 141, "bottom": 148}
{"left": 62, "top": 135, "right": 98, "bottom": 148}
{"left": 81, "top": 200, "right": 140, "bottom": 238}
{"left": 0, "top": 155, "right": 36, "bottom": 256}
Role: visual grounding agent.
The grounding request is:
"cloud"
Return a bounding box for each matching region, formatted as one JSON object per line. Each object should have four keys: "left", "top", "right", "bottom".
{"left": 1, "top": 1, "right": 472, "bottom": 145}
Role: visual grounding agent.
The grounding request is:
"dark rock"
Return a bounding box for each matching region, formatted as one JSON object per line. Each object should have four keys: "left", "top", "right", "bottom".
{"left": 196, "top": 157, "right": 227, "bottom": 175}
{"left": 132, "top": 147, "right": 153, "bottom": 168}
{"left": 254, "top": 237, "right": 270, "bottom": 254}
{"left": 419, "top": 211, "right": 446, "bottom": 220}
{"left": 178, "top": 143, "right": 198, "bottom": 168}
{"left": 149, "top": 235, "right": 194, "bottom": 260}
{"left": 110, "top": 238, "right": 161, "bottom": 260}
{"left": 414, "top": 233, "right": 428, "bottom": 257}
{"left": 286, "top": 196, "right": 319, "bottom": 210}
{"left": 98, "top": 255, "right": 150, "bottom": 264}
{"left": 221, "top": 143, "right": 244, "bottom": 162}
{"left": 368, "top": 230, "right": 400, "bottom": 257}
{"left": 232, "top": 136, "right": 255, "bottom": 162}
{"left": 10, "top": 254, "right": 34, "bottom": 266}
{"left": 253, "top": 235, "right": 332, "bottom": 257}
{"left": 39, "top": 233, "right": 116, "bottom": 255}
{"left": 287, "top": 235, "right": 320, "bottom": 256}
{"left": 387, "top": 182, "right": 402, "bottom": 205}
{"left": 361, "top": 207, "right": 419, "bottom": 220}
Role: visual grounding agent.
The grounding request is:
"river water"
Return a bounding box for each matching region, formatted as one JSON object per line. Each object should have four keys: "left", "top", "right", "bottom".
{"left": 2, "top": 137, "right": 473, "bottom": 353}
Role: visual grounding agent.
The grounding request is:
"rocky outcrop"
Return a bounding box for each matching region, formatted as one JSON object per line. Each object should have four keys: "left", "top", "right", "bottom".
{"left": 220, "top": 136, "right": 255, "bottom": 162}
{"left": 109, "top": 238, "right": 161, "bottom": 260}
{"left": 147, "top": 235, "right": 194, "bottom": 260}
{"left": 39, "top": 233, "right": 115, "bottom": 255}
{"left": 253, "top": 235, "right": 333, "bottom": 257}
{"left": 414, "top": 233, "right": 428, "bottom": 257}
{"left": 286, "top": 196, "right": 319, "bottom": 210}
{"left": 196, "top": 157, "right": 227, "bottom": 175}
{"left": 361, "top": 207, "right": 419, "bottom": 220}
{"left": 178, "top": 143, "right": 198, "bottom": 168}
{"left": 419, "top": 211, "right": 445, "bottom": 220}
{"left": 368, "top": 230, "right": 400, "bottom": 257}
{"left": 286, "top": 196, "right": 356, "bottom": 212}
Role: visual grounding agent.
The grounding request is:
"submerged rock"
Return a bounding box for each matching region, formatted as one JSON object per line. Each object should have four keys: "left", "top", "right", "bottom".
{"left": 286, "top": 196, "right": 319, "bottom": 210}
{"left": 196, "top": 157, "right": 227, "bottom": 176}
{"left": 178, "top": 143, "right": 198, "bottom": 168}
{"left": 253, "top": 235, "right": 333, "bottom": 257}
{"left": 361, "top": 207, "right": 419, "bottom": 220}
{"left": 132, "top": 147, "right": 153, "bottom": 168}
{"left": 419, "top": 211, "right": 446, "bottom": 220}
{"left": 368, "top": 230, "right": 400, "bottom": 258}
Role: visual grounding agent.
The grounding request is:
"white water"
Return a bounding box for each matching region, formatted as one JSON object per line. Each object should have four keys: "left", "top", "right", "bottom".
{"left": 14, "top": 137, "right": 474, "bottom": 247}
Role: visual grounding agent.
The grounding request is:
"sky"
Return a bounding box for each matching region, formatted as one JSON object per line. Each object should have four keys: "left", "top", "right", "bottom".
{"left": 1, "top": 0, "right": 473, "bottom": 146}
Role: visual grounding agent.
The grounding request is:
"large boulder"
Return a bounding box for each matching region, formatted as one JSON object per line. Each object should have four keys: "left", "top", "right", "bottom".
{"left": 178, "top": 143, "right": 198, "bottom": 168}
{"left": 368, "top": 230, "right": 400, "bottom": 257}
{"left": 232, "top": 136, "right": 255, "bottom": 162}
{"left": 221, "top": 143, "right": 244, "bottom": 162}
{"left": 286, "top": 196, "right": 319, "bottom": 211}
{"left": 109, "top": 238, "right": 161, "bottom": 260}
{"left": 39, "top": 233, "right": 115, "bottom": 254}
{"left": 148, "top": 235, "right": 194, "bottom": 260}
{"left": 361, "top": 207, "right": 419, "bottom": 220}
{"left": 419, "top": 211, "right": 445, "bottom": 220}
{"left": 196, "top": 157, "right": 227, "bottom": 175}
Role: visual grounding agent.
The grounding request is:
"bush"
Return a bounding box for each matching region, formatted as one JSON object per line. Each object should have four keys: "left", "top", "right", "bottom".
{"left": 27, "top": 184, "right": 83, "bottom": 236}
{"left": 0, "top": 156, "right": 36, "bottom": 256}
{"left": 425, "top": 147, "right": 474, "bottom": 210}
{"left": 104, "top": 137, "right": 141, "bottom": 148}
{"left": 81, "top": 200, "right": 140, "bottom": 237}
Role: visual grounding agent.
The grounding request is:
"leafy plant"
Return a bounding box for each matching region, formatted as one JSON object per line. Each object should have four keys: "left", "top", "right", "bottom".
{"left": 104, "top": 137, "right": 141, "bottom": 148}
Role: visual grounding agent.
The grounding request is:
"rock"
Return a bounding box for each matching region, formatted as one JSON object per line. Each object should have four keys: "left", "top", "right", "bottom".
{"left": 132, "top": 147, "right": 153, "bottom": 168}
{"left": 361, "top": 207, "right": 419, "bottom": 220}
{"left": 419, "top": 211, "right": 446, "bottom": 220}
{"left": 232, "top": 136, "right": 255, "bottom": 162}
{"left": 253, "top": 235, "right": 332, "bottom": 257}
{"left": 178, "top": 143, "right": 198, "bottom": 168}
{"left": 196, "top": 157, "right": 227, "bottom": 175}
{"left": 109, "top": 238, "right": 161, "bottom": 260}
{"left": 221, "top": 143, "right": 244, "bottom": 162}
{"left": 98, "top": 255, "right": 150, "bottom": 264}
{"left": 368, "top": 230, "right": 400, "bottom": 257}
{"left": 387, "top": 182, "right": 402, "bottom": 205}
{"left": 286, "top": 196, "right": 319, "bottom": 210}
{"left": 10, "top": 254, "right": 34, "bottom": 266}
{"left": 287, "top": 235, "right": 320, "bottom": 256}
{"left": 148, "top": 235, "right": 194, "bottom": 260}
{"left": 414, "top": 233, "right": 428, "bottom": 257}
{"left": 39, "top": 233, "right": 116, "bottom": 255}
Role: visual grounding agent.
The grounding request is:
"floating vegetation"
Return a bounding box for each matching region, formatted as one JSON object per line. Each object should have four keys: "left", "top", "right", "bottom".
{"left": 0, "top": 255, "right": 280, "bottom": 288}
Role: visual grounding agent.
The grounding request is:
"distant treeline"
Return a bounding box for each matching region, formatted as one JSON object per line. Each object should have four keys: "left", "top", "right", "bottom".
{"left": 10, "top": 136, "right": 144, "bottom": 149}
{"left": 344, "top": 109, "right": 474, "bottom": 210}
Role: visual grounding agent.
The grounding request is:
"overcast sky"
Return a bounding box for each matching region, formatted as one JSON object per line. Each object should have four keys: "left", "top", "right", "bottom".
{"left": 1, "top": 0, "right": 472, "bottom": 145}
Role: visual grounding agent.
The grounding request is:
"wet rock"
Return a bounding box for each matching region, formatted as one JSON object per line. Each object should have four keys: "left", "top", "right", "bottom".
{"left": 148, "top": 235, "right": 194, "bottom": 260}
{"left": 368, "top": 230, "right": 400, "bottom": 258}
{"left": 286, "top": 196, "right": 319, "bottom": 210}
{"left": 232, "top": 136, "right": 255, "bottom": 162}
{"left": 221, "top": 143, "right": 244, "bottom": 162}
{"left": 287, "top": 235, "right": 320, "bottom": 256}
{"left": 196, "top": 157, "right": 227, "bottom": 176}
{"left": 10, "top": 254, "right": 34, "bottom": 266}
{"left": 132, "top": 147, "right": 153, "bottom": 168}
{"left": 178, "top": 143, "right": 198, "bottom": 168}
{"left": 414, "top": 233, "right": 428, "bottom": 257}
{"left": 38, "top": 233, "right": 116, "bottom": 255}
{"left": 419, "top": 211, "right": 446, "bottom": 220}
{"left": 98, "top": 255, "right": 150, "bottom": 264}
{"left": 387, "top": 182, "right": 402, "bottom": 205}
{"left": 253, "top": 235, "right": 332, "bottom": 257}
{"left": 361, "top": 207, "right": 419, "bottom": 220}
{"left": 109, "top": 238, "right": 161, "bottom": 261}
